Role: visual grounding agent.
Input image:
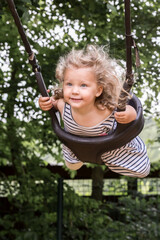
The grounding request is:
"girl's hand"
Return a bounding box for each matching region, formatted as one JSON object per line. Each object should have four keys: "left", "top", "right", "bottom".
{"left": 38, "top": 89, "right": 57, "bottom": 111}
{"left": 115, "top": 105, "right": 137, "bottom": 124}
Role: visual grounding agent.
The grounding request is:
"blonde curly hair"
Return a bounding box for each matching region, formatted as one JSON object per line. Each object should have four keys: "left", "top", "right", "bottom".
{"left": 54, "top": 45, "right": 125, "bottom": 111}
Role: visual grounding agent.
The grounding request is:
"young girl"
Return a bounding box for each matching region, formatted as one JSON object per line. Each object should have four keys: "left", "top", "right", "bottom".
{"left": 39, "top": 45, "right": 150, "bottom": 178}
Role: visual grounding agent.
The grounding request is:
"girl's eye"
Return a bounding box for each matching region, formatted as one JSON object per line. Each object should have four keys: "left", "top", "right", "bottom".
{"left": 66, "top": 82, "right": 72, "bottom": 86}
{"left": 81, "top": 84, "right": 87, "bottom": 87}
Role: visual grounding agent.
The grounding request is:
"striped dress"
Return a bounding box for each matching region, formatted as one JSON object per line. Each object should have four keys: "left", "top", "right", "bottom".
{"left": 62, "top": 103, "right": 150, "bottom": 178}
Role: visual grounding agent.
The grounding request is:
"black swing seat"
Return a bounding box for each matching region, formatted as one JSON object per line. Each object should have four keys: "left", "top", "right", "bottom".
{"left": 36, "top": 72, "right": 144, "bottom": 165}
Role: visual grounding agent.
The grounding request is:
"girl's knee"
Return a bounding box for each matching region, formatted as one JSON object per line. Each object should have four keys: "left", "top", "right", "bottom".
{"left": 65, "top": 160, "right": 83, "bottom": 170}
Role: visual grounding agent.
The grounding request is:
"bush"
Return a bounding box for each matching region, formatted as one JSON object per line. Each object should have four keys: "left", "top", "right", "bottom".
{"left": 62, "top": 183, "right": 160, "bottom": 240}
{"left": 0, "top": 170, "right": 58, "bottom": 240}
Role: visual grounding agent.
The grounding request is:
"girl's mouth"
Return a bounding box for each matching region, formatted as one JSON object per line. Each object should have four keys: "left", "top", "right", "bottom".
{"left": 70, "top": 98, "right": 82, "bottom": 101}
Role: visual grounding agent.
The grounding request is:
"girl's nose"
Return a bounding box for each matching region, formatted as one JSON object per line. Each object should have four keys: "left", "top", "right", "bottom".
{"left": 72, "top": 86, "right": 79, "bottom": 94}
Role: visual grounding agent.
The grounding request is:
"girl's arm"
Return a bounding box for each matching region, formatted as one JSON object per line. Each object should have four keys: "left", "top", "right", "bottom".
{"left": 114, "top": 105, "right": 137, "bottom": 124}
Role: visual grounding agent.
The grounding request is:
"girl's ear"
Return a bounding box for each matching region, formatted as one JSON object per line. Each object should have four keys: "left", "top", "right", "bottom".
{"left": 96, "top": 85, "right": 103, "bottom": 97}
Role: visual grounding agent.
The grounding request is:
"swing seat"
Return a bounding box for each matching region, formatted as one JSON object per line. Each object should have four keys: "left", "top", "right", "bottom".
{"left": 36, "top": 72, "right": 144, "bottom": 165}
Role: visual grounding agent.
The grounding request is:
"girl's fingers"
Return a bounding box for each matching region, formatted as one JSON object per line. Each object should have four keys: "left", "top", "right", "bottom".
{"left": 115, "top": 115, "right": 124, "bottom": 120}
{"left": 39, "top": 98, "right": 53, "bottom": 110}
{"left": 39, "top": 96, "right": 50, "bottom": 102}
{"left": 39, "top": 102, "right": 53, "bottom": 111}
{"left": 115, "top": 112, "right": 125, "bottom": 117}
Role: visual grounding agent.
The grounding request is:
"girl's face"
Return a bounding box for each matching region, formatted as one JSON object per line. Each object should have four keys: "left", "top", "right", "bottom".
{"left": 63, "top": 67, "right": 103, "bottom": 111}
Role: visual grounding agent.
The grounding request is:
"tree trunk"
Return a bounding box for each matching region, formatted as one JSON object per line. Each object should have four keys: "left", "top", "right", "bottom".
{"left": 6, "top": 67, "right": 25, "bottom": 177}
{"left": 91, "top": 166, "right": 104, "bottom": 201}
{"left": 127, "top": 178, "right": 137, "bottom": 196}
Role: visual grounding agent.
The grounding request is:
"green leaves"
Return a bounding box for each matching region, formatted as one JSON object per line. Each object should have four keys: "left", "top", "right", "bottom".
{"left": 107, "top": 3, "right": 117, "bottom": 13}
